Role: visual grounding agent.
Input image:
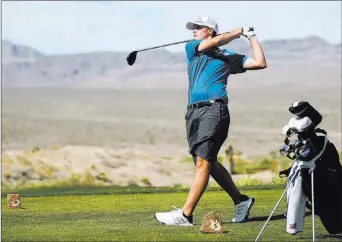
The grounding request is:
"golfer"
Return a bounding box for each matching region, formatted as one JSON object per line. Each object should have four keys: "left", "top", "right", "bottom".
{"left": 155, "top": 16, "right": 267, "bottom": 226}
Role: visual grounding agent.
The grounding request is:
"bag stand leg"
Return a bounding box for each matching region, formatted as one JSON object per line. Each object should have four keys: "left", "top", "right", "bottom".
{"left": 311, "top": 170, "right": 315, "bottom": 242}
{"left": 255, "top": 169, "right": 299, "bottom": 242}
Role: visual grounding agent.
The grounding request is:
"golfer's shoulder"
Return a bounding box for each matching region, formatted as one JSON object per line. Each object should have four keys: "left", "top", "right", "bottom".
{"left": 185, "top": 39, "right": 202, "bottom": 51}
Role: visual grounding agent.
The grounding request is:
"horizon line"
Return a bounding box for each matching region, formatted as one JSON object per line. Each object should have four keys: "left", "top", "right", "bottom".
{"left": 3, "top": 35, "right": 341, "bottom": 57}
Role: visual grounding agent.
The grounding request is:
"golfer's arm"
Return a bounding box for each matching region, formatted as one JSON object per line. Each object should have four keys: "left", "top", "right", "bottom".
{"left": 243, "top": 36, "right": 267, "bottom": 69}
{"left": 197, "top": 30, "right": 241, "bottom": 52}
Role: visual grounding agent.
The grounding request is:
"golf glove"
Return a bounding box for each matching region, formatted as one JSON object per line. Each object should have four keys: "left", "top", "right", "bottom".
{"left": 242, "top": 27, "right": 256, "bottom": 40}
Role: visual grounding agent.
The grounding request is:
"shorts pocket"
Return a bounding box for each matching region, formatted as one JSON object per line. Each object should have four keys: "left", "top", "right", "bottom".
{"left": 220, "top": 104, "right": 229, "bottom": 119}
{"left": 185, "top": 109, "right": 191, "bottom": 121}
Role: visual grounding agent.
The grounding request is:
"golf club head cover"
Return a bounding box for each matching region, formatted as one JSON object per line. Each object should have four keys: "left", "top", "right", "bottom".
{"left": 282, "top": 124, "right": 300, "bottom": 137}
{"left": 282, "top": 125, "right": 290, "bottom": 136}
{"left": 282, "top": 116, "right": 314, "bottom": 139}
{"left": 287, "top": 116, "right": 314, "bottom": 133}
{"left": 289, "top": 101, "right": 322, "bottom": 128}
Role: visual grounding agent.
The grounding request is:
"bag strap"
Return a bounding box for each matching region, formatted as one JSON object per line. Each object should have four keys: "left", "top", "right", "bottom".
{"left": 279, "top": 166, "right": 292, "bottom": 178}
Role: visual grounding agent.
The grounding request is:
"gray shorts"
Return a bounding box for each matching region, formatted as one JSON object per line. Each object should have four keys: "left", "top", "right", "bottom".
{"left": 185, "top": 102, "right": 230, "bottom": 164}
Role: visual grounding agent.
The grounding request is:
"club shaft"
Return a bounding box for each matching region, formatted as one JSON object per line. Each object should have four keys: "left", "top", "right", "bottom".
{"left": 311, "top": 171, "right": 315, "bottom": 242}
{"left": 135, "top": 30, "right": 237, "bottom": 52}
{"left": 137, "top": 40, "right": 190, "bottom": 52}
{"left": 255, "top": 169, "right": 299, "bottom": 242}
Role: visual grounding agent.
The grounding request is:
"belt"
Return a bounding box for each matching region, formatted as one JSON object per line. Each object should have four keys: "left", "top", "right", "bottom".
{"left": 187, "top": 98, "right": 228, "bottom": 109}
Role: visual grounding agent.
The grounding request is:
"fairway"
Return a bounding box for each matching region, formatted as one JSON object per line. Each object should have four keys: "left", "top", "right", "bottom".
{"left": 2, "top": 188, "right": 341, "bottom": 241}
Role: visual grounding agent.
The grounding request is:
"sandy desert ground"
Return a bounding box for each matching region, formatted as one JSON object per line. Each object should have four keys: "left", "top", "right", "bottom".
{"left": 2, "top": 86, "right": 341, "bottom": 187}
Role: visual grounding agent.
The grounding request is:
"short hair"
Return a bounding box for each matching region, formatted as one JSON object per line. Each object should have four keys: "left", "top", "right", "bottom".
{"left": 212, "top": 31, "right": 217, "bottom": 37}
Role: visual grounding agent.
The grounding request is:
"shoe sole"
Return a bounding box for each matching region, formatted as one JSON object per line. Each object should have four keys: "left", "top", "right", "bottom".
{"left": 154, "top": 214, "right": 166, "bottom": 225}
{"left": 235, "top": 198, "right": 255, "bottom": 223}
{"left": 154, "top": 214, "right": 193, "bottom": 226}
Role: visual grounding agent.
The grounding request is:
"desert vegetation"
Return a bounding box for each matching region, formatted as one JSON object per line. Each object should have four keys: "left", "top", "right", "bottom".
{"left": 2, "top": 87, "right": 341, "bottom": 189}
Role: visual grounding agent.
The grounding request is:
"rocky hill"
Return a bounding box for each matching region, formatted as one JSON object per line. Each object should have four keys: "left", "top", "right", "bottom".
{"left": 2, "top": 37, "right": 341, "bottom": 87}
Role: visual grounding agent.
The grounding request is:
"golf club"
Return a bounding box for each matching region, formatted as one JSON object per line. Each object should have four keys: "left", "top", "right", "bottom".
{"left": 311, "top": 170, "right": 315, "bottom": 242}
{"left": 126, "top": 27, "right": 254, "bottom": 66}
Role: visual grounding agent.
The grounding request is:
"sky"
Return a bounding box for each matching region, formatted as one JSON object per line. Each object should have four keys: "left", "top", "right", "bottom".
{"left": 2, "top": 1, "right": 341, "bottom": 55}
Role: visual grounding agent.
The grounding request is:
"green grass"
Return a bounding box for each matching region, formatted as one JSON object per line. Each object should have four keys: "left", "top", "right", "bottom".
{"left": 1, "top": 184, "right": 283, "bottom": 197}
{"left": 2, "top": 186, "right": 341, "bottom": 241}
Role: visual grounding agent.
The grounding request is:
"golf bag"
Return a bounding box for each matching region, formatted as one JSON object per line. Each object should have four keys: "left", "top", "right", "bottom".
{"left": 279, "top": 101, "right": 342, "bottom": 235}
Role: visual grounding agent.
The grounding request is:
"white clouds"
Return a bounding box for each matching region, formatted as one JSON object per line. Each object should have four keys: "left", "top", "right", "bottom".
{"left": 2, "top": 1, "right": 341, "bottom": 55}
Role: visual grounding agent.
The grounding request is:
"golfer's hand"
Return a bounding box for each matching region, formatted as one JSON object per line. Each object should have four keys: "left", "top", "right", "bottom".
{"left": 242, "top": 27, "right": 256, "bottom": 40}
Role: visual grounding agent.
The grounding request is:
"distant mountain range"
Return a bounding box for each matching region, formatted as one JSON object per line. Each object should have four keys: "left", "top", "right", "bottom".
{"left": 2, "top": 37, "right": 341, "bottom": 88}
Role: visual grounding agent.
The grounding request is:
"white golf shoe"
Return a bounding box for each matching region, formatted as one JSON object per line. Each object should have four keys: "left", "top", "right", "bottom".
{"left": 232, "top": 197, "right": 255, "bottom": 223}
{"left": 154, "top": 206, "right": 193, "bottom": 226}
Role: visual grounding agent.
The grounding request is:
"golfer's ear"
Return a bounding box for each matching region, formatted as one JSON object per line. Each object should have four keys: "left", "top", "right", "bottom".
{"left": 209, "top": 29, "right": 214, "bottom": 36}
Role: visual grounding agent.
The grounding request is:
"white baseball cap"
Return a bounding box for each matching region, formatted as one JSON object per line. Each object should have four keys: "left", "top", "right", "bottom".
{"left": 186, "top": 16, "right": 219, "bottom": 33}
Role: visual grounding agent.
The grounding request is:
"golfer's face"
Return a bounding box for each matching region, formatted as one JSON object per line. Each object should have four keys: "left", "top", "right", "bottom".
{"left": 192, "top": 25, "right": 211, "bottom": 39}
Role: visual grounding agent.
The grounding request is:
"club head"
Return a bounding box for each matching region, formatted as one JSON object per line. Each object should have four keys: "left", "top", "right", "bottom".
{"left": 126, "top": 51, "right": 138, "bottom": 66}
{"left": 279, "top": 145, "right": 289, "bottom": 155}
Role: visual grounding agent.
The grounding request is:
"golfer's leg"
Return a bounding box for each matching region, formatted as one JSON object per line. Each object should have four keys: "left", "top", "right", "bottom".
{"left": 209, "top": 104, "right": 242, "bottom": 204}
{"left": 210, "top": 160, "right": 241, "bottom": 204}
{"left": 182, "top": 156, "right": 211, "bottom": 216}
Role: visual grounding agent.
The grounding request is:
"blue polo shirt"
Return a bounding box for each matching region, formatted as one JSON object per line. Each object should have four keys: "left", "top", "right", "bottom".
{"left": 185, "top": 39, "right": 247, "bottom": 104}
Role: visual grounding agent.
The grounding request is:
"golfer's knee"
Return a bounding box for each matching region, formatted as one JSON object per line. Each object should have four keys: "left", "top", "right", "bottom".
{"left": 196, "top": 156, "right": 211, "bottom": 171}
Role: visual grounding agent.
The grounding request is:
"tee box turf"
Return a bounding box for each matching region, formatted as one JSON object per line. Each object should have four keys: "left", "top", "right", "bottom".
{"left": 7, "top": 194, "right": 21, "bottom": 209}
